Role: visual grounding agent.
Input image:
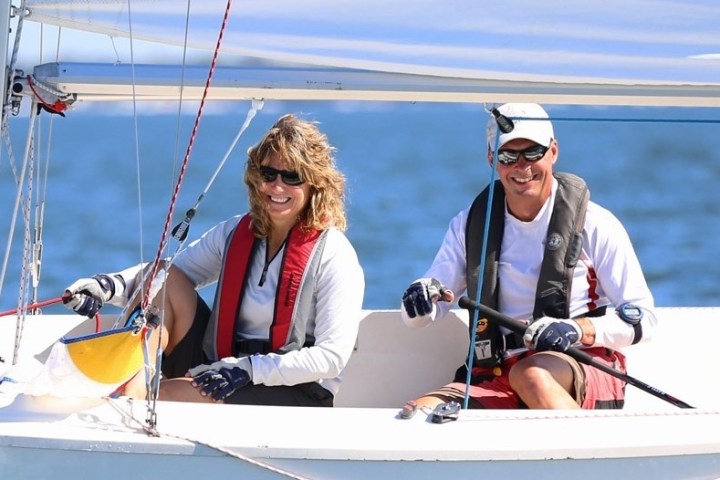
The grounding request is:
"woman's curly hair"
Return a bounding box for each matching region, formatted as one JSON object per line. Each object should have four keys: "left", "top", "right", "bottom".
{"left": 244, "top": 114, "right": 347, "bottom": 237}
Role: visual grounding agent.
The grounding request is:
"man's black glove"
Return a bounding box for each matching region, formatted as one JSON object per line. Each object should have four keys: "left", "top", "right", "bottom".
{"left": 401, "top": 278, "right": 446, "bottom": 318}
{"left": 523, "top": 317, "right": 583, "bottom": 352}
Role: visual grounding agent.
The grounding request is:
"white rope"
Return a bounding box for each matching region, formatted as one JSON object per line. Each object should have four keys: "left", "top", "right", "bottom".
{"left": 171, "top": 98, "right": 265, "bottom": 245}
{"left": 107, "top": 398, "right": 314, "bottom": 480}
{"left": 199, "top": 98, "right": 265, "bottom": 202}
{"left": 156, "top": 429, "right": 315, "bottom": 480}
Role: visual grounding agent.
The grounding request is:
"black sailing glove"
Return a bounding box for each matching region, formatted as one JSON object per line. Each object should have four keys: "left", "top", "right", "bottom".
{"left": 189, "top": 356, "right": 253, "bottom": 402}
{"left": 401, "top": 278, "right": 446, "bottom": 318}
{"left": 523, "top": 317, "right": 583, "bottom": 352}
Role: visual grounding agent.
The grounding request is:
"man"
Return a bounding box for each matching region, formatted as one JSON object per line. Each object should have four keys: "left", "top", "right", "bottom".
{"left": 400, "top": 103, "right": 656, "bottom": 409}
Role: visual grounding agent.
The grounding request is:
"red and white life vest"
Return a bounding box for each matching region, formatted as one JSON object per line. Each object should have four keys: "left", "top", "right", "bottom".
{"left": 202, "top": 214, "right": 328, "bottom": 359}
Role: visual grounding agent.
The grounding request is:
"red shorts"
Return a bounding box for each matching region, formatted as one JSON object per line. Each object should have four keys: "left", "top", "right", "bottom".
{"left": 427, "top": 348, "right": 626, "bottom": 409}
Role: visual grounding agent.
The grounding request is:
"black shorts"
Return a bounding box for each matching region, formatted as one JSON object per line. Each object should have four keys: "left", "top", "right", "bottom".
{"left": 224, "top": 381, "right": 334, "bottom": 407}
{"left": 161, "top": 293, "right": 211, "bottom": 379}
{"left": 161, "top": 293, "right": 334, "bottom": 407}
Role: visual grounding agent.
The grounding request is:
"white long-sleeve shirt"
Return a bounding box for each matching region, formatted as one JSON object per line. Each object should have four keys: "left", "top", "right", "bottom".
{"left": 403, "top": 179, "right": 657, "bottom": 351}
{"left": 116, "top": 215, "right": 365, "bottom": 396}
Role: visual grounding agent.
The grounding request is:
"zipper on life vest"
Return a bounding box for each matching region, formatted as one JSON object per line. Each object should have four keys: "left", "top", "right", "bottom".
{"left": 258, "top": 238, "right": 286, "bottom": 287}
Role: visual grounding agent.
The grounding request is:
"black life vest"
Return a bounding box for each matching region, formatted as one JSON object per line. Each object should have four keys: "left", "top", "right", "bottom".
{"left": 463, "top": 172, "right": 589, "bottom": 369}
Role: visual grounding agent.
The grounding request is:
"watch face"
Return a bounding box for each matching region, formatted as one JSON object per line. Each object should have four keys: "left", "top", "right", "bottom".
{"left": 619, "top": 304, "right": 643, "bottom": 325}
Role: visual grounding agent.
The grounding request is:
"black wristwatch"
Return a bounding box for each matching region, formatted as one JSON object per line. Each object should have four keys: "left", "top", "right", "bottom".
{"left": 617, "top": 303, "right": 643, "bottom": 344}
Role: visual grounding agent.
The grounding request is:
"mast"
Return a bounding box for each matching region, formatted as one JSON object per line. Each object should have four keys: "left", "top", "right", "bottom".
{"left": 0, "top": 1, "right": 12, "bottom": 122}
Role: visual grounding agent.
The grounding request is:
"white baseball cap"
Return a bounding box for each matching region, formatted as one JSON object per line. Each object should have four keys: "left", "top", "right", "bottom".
{"left": 486, "top": 103, "right": 554, "bottom": 149}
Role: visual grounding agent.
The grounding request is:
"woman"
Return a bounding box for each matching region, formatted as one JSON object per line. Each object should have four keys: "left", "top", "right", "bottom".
{"left": 63, "top": 114, "right": 365, "bottom": 407}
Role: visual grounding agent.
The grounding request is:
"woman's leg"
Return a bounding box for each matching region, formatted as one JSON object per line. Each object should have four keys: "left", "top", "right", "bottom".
{"left": 158, "top": 377, "right": 214, "bottom": 403}
{"left": 120, "top": 264, "right": 198, "bottom": 399}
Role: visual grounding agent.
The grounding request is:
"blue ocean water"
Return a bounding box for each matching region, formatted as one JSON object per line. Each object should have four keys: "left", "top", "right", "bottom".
{"left": 1, "top": 102, "right": 719, "bottom": 312}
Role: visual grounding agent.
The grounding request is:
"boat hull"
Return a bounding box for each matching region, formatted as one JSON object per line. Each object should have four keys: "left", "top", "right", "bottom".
{"left": 2, "top": 308, "right": 720, "bottom": 479}
{"left": 2, "top": 397, "right": 720, "bottom": 480}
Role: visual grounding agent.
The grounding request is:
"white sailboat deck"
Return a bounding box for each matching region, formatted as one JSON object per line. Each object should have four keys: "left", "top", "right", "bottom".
{"left": 2, "top": 307, "right": 720, "bottom": 479}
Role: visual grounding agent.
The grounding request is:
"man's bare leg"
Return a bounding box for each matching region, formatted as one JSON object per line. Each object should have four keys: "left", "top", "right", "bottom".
{"left": 508, "top": 353, "right": 580, "bottom": 409}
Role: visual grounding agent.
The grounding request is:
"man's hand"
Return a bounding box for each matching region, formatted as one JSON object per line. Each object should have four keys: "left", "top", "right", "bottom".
{"left": 523, "top": 317, "right": 583, "bottom": 352}
{"left": 62, "top": 274, "right": 125, "bottom": 317}
{"left": 401, "top": 278, "right": 453, "bottom": 318}
{"left": 189, "top": 356, "right": 253, "bottom": 402}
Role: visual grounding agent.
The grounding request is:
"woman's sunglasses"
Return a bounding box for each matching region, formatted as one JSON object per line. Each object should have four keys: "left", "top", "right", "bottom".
{"left": 496, "top": 144, "right": 549, "bottom": 166}
{"left": 259, "top": 166, "right": 304, "bottom": 186}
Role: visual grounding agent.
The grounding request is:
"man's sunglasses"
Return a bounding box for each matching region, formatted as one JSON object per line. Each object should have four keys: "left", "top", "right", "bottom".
{"left": 496, "top": 144, "right": 549, "bottom": 166}
{"left": 259, "top": 166, "right": 304, "bottom": 186}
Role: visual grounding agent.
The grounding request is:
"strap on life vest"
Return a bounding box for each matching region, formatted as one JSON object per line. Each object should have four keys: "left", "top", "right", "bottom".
{"left": 216, "top": 215, "right": 255, "bottom": 358}
{"left": 270, "top": 225, "right": 321, "bottom": 351}
{"left": 533, "top": 173, "right": 589, "bottom": 319}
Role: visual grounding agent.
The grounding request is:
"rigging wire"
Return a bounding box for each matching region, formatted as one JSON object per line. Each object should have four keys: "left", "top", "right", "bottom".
{"left": 0, "top": 120, "right": 19, "bottom": 302}
{"left": 16, "top": 112, "right": 34, "bottom": 367}
{"left": 460, "top": 103, "right": 504, "bottom": 409}
{"left": 171, "top": 98, "right": 264, "bottom": 243}
{"left": 144, "top": 0, "right": 195, "bottom": 430}
{"left": 121, "top": 0, "right": 158, "bottom": 415}
{"left": 106, "top": 0, "right": 238, "bottom": 431}
{"left": 0, "top": 5, "right": 59, "bottom": 368}
{"left": 542, "top": 116, "right": 720, "bottom": 125}
{"left": 140, "top": 0, "right": 235, "bottom": 317}
{"left": 0, "top": 0, "right": 29, "bottom": 301}
{"left": 32, "top": 99, "right": 56, "bottom": 307}
{"left": 170, "top": 0, "right": 194, "bottom": 182}
{"left": 3, "top": 0, "right": 25, "bottom": 117}
{"left": 124, "top": 0, "right": 145, "bottom": 306}
{"left": 16, "top": 12, "right": 58, "bottom": 356}
{"left": 8, "top": 105, "right": 38, "bottom": 364}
